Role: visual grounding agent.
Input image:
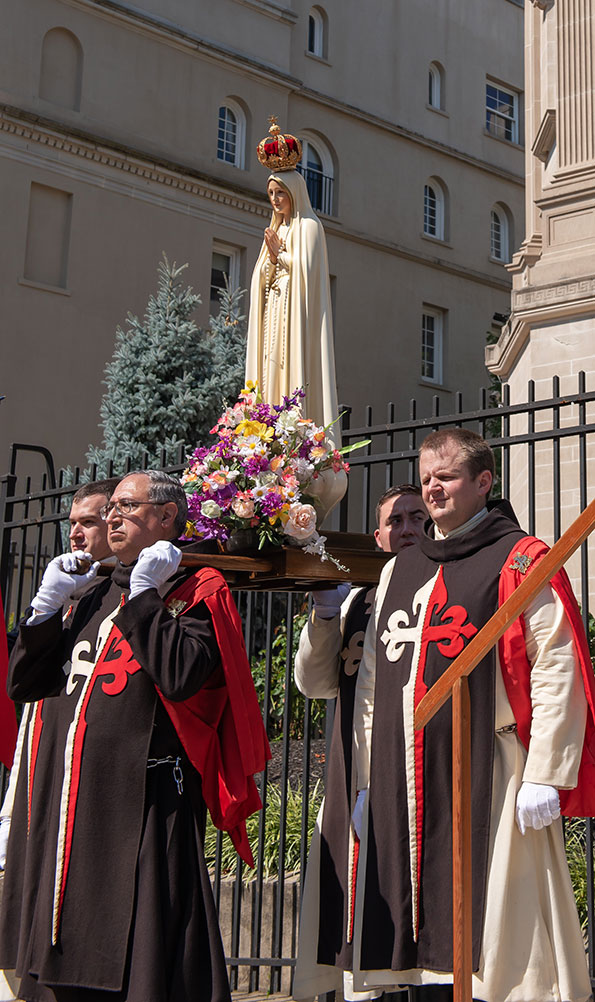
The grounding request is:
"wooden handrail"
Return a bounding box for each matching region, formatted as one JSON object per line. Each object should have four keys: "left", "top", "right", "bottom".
{"left": 415, "top": 497, "right": 595, "bottom": 731}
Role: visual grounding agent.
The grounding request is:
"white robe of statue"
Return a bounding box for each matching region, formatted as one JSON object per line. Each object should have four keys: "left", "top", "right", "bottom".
{"left": 245, "top": 170, "right": 340, "bottom": 438}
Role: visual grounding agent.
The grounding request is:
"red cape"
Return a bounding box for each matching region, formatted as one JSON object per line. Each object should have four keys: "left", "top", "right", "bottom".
{"left": 0, "top": 593, "right": 17, "bottom": 769}
{"left": 498, "top": 536, "right": 595, "bottom": 816}
{"left": 157, "top": 567, "right": 270, "bottom": 865}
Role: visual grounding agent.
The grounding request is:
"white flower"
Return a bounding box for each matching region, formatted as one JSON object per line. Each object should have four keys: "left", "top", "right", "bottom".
{"left": 295, "top": 458, "right": 315, "bottom": 482}
{"left": 201, "top": 500, "right": 222, "bottom": 518}
{"left": 275, "top": 409, "right": 301, "bottom": 436}
{"left": 237, "top": 436, "right": 268, "bottom": 459}
{"left": 283, "top": 502, "right": 317, "bottom": 542}
{"left": 250, "top": 482, "right": 271, "bottom": 500}
{"left": 302, "top": 532, "right": 325, "bottom": 555}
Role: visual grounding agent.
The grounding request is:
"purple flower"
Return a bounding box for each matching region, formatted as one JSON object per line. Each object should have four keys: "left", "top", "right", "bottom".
{"left": 244, "top": 455, "right": 269, "bottom": 477}
{"left": 259, "top": 492, "right": 285, "bottom": 516}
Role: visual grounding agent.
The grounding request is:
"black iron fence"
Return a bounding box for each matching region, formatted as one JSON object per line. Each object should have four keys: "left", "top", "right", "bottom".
{"left": 1, "top": 373, "right": 595, "bottom": 993}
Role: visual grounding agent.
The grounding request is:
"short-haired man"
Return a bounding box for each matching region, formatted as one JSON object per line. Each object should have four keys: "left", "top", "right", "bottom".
{"left": 346, "top": 429, "right": 595, "bottom": 1002}
{"left": 67, "top": 478, "right": 122, "bottom": 560}
{"left": 293, "top": 486, "right": 427, "bottom": 1002}
{"left": 0, "top": 478, "right": 120, "bottom": 870}
{"left": 0, "top": 470, "right": 268, "bottom": 1002}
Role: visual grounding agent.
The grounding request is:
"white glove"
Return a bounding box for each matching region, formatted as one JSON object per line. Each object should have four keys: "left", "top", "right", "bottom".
{"left": 515, "top": 781, "right": 560, "bottom": 835}
{"left": 129, "top": 540, "right": 182, "bottom": 599}
{"left": 313, "top": 583, "right": 351, "bottom": 620}
{"left": 0, "top": 816, "right": 11, "bottom": 870}
{"left": 352, "top": 788, "right": 367, "bottom": 839}
{"left": 30, "top": 552, "right": 100, "bottom": 617}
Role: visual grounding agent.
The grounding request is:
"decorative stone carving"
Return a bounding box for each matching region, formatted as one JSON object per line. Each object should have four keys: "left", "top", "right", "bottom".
{"left": 531, "top": 109, "right": 556, "bottom": 162}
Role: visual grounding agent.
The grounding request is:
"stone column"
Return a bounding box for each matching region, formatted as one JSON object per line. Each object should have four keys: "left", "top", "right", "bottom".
{"left": 486, "top": 0, "right": 595, "bottom": 596}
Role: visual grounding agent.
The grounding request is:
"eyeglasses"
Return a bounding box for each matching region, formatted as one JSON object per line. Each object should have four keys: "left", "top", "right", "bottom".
{"left": 100, "top": 499, "right": 164, "bottom": 519}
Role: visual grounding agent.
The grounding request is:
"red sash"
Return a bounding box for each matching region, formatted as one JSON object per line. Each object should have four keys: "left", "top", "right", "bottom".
{"left": 499, "top": 537, "right": 595, "bottom": 816}
{"left": 158, "top": 567, "right": 270, "bottom": 865}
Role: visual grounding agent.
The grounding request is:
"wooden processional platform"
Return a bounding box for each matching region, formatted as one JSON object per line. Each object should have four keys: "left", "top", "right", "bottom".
{"left": 173, "top": 531, "right": 390, "bottom": 590}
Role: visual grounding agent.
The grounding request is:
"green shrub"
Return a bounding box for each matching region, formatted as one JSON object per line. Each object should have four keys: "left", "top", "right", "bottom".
{"left": 251, "top": 607, "right": 327, "bottom": 740}
{"left": 565, "top": 817, "right": 594, "bottom": 934}
{"left": 204, "top": 780, "right": 323, "bottom": 879}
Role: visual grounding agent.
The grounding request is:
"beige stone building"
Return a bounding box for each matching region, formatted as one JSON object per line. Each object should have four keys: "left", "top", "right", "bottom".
{"left": 0, "top": 0, "right": 524, "bottom": 475}
{"left": 486, "top": 0, "right": 595, "bottom": 592}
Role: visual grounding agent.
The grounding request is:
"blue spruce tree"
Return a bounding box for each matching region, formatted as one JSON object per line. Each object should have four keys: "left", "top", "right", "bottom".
{"left": 87, "top": 255, "right": 246, "bottom": 474}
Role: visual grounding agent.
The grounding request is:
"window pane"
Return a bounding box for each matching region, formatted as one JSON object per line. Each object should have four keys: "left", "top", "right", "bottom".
{"left": 422, "top": 314, "right": 436, "bottom": 380}
{"left": 217, "top": 107, "right": 237, "bottom": 164}
{"left": 490, "top": 211, "right": 502, "bottom": 259}
{"left": 486, "top": 84, "right": 515, "bottom": 141}
{"left": 422, "top": 311, "right": 443, "bottom": 383}
{"left": 308, "top": 15, "right": 316, "bottom": 52}
{"left": 210, "top": 251, "right": 231, "bottom": 309}
{"left": 424, "top": 185, "right": 437, "bottom": 236}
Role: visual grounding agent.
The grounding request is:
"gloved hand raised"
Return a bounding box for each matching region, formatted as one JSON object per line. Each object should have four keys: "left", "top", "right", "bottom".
{"left": 129, "top": 540, "right": 182, "bottom": 600}
{"left": 515, "top": 781, "right": 560, "bottom": 835}
{"left": 31, "top": 552, "right": 100, "bottom": 618}
{"left": 312, "top": 583, "right": 351, "bottom": 620}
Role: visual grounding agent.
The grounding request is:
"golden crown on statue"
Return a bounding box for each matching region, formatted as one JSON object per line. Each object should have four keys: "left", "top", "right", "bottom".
{"left": 256, "top": 116, "right": 303, "bottom": 171}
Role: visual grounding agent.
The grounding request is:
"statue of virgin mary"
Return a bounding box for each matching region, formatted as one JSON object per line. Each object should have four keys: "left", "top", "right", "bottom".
{"left": 245, "top": 120, "right": 340, "bottom": 440}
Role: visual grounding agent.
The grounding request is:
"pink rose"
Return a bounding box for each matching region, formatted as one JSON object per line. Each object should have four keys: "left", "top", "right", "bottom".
{"left": 284, "top": 503, "right": 317, "bottom": 542}
{"left": 232, "top": 495, "right": 255, "bottom": 519}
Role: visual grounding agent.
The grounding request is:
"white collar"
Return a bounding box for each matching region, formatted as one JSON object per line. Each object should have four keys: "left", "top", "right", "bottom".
{"left": 434, "top": 505, "right": 489, "bottom": 540}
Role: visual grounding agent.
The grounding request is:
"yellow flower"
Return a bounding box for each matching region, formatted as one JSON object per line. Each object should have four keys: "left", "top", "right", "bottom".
{"left": 242, "top": 380, "right": 258, "bottom": 394}
{"left": 235, "top": 420, "right": 274, "bottom": 442}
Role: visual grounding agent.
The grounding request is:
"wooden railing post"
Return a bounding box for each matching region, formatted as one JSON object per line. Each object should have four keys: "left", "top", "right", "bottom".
{"left": 452, "top": 676, "right": 472, "bottom": 1002}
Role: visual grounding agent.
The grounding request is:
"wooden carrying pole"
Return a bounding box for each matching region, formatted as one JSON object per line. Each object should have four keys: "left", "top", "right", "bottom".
{"left": 413, "top": 497, "right": 595, "bottom": 1002}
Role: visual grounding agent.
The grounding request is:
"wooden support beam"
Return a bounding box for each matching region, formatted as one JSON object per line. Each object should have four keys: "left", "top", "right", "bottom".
{"left": 452, "top": 676, "right": 472, "bottom": 1002}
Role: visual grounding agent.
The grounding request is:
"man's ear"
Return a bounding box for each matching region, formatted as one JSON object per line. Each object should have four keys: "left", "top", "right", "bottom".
{"left": 478, "top": 470, "right": 493, "bottom": 497}
{"left": 161, "top": 502, "right": 179, "bottom": 532}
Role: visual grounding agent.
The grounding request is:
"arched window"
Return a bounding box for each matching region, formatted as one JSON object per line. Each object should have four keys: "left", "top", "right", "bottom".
{"left": 39, "top": 28, "right": 83, "bottom": 111}
{"left": 298, "top": 135, "right": 335, "bottom": 214}
{"left": 217, "top": 102, "right": 246, "bottom": 168}
{"left": 423, "top": 178, "right": 447, "bottom": 241}
{"left": 307, "top": 7, "right": 326, "bottom": 58}
{"left": 428, "top": 62, "right": 445, "bottom": 110}
{"left": 490, "top": 204, "right": 512, "bottom": 262}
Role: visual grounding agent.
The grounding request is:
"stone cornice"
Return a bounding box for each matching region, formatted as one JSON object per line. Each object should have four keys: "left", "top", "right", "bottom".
{"left": 486, "top": 274, "right": 595, "bottom": 376}
{"left": 0, "top": 105, "right": 511, "bottom": 294}
{"left": 0, "top": 103, "right": 269, "bottom": 217}
{"left": 58, "top": 0, "right": 524, "bottom": 188}
{"left": 231, "top": 0, "right": 297, "bottom": 24}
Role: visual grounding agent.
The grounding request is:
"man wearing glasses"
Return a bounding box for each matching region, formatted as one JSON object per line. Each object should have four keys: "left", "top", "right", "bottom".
{"left": 0, "top": 470, "right": 268, "bottom": 1002}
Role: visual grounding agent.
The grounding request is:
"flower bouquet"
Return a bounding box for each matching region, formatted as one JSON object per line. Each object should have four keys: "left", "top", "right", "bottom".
{"left": 181, "top": 383, "right": 353, "bottom": 568}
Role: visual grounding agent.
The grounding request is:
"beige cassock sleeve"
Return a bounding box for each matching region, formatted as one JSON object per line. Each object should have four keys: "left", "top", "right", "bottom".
{"left": 521, "top": 584, "right": 588, "bottom": 789}
{"left": 352, "top": 558, "right": 397, "bottom": 791}
{"left": 294, "top": 589, "right": 362, "bottom": 700}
